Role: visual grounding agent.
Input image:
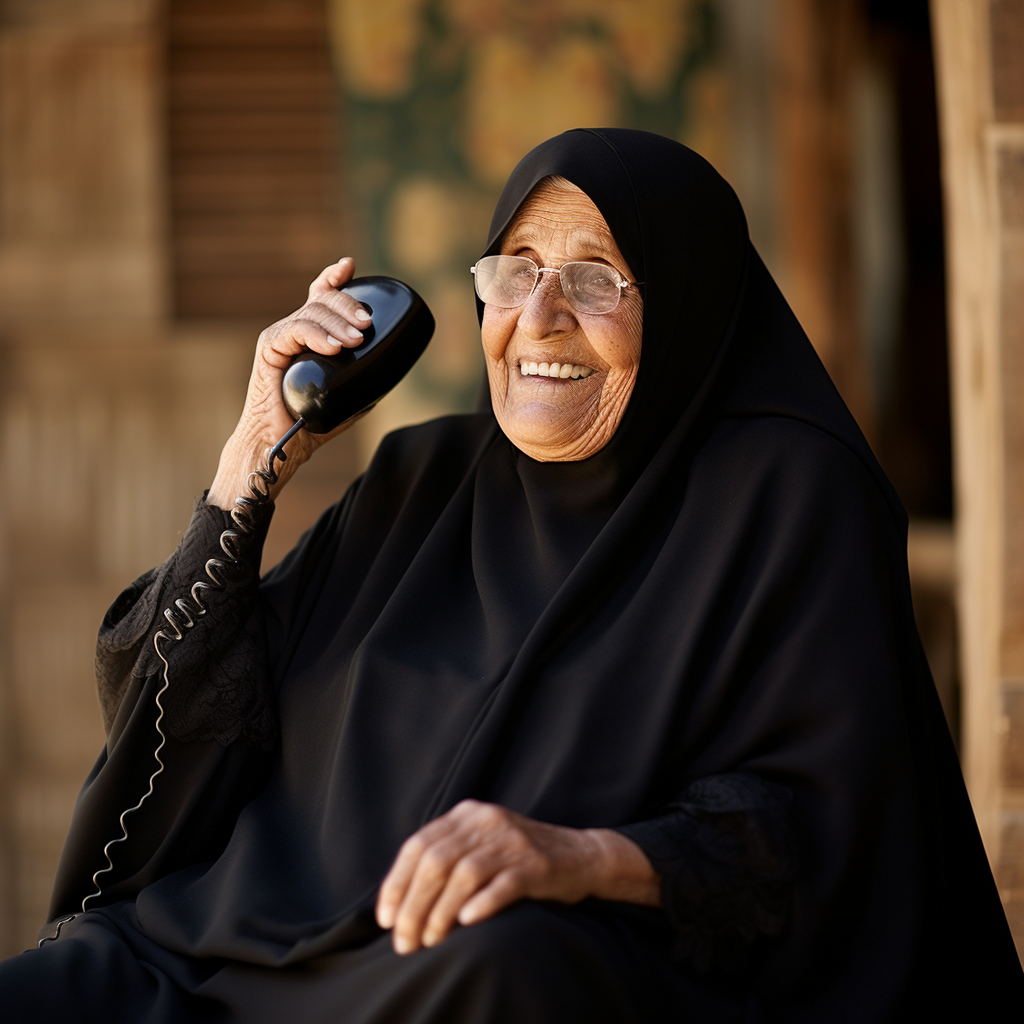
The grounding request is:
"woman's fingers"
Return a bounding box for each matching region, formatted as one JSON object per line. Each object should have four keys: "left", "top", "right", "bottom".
{"left": 299, "top": 301, "right": 370, "bottom": 345}
{"left": 376, "top": 801, "right": 591, "bottom": 955}
{"left": 259, "top": 319, "right": 344, "bottom": 369}
{"left": 305, "top": 257, "right": 373, "bottom": 341}
{"left": 457, "top": 867, "right": 526, "bottom": 927}
{"left": 376, "top": 821, "right": 450, "bottom": 931}
{"left": 421, "top": 850, "right": 509, "bottom": 947}
{"left": 390, "top": 839, "right": 471, "bottom": 953}
{"left": 308, "top": 256, "right": 356, "bottom": 299}
{"left": 376, "top": 805, "right": 484, "bottom": 947}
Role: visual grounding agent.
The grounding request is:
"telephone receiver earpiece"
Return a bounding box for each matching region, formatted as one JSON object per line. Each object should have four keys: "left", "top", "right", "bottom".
{"left": 282, "top": 276, "right": 435, "bottom": 434}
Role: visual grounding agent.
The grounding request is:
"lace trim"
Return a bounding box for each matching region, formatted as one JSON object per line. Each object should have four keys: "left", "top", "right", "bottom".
{"left": 96, "top": 497, "right": 277, "bottom": 750}
{"left": 615, "top": 773, "right": 795, "bottom": 978}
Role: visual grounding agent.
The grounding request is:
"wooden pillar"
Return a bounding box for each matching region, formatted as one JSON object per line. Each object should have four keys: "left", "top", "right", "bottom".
{"left": 931, "top": 0, "right": 1024, "bottom": 955}
{"left": 772, "top": 0, "right": 875, "bottom": 440}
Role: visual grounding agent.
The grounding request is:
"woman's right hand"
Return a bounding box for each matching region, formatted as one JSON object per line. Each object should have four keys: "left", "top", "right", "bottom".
{"left": 208, "top": 257, "right": 372, "bottom": 510}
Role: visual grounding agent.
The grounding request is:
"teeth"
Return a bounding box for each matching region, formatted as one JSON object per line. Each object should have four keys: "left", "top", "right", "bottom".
{"left": 519, "top": 361, "right": 594, "bottom": 379}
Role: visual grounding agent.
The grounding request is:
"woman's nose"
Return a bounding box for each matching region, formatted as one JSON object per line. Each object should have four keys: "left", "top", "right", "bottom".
{"left": 516, "top": 270, "right": 576, "bottom": 339}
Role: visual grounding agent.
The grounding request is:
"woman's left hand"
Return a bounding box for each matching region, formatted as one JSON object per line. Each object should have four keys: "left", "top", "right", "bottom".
{"left": 375, "top": 799, "right": 660, "bottom": 954}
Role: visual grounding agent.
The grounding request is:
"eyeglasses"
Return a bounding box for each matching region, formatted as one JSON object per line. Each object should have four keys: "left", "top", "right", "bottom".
{"left": 471, "top": 255, "right": 641, "bottom": 315}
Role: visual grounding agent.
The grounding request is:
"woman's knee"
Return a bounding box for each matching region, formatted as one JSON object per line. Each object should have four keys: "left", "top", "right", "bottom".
{"left": 416, "top": 901, "right": 651, "bottom": 1022}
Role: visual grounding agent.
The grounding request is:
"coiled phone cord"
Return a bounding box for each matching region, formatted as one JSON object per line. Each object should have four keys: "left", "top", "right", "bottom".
{"left": 40, "top": 420, "right": 305, "bottom": 944}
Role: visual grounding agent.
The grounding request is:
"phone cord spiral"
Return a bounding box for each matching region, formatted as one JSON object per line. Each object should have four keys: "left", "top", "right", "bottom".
{"left": 66, "top": 419, "right": 305, "bottom": 926}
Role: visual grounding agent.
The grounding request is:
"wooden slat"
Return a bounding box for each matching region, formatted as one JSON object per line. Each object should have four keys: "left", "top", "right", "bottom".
{"left": 173, "top": 183, "right": 339, "bottom": 217}
{"left": 990, "top": 0, "right": 1024, "bottom": 122}
{"left": 167, "top": 0, "right": 342, "bottom": 318}
{"left": 169, "top": 2, "right": 327, "bottom": 40}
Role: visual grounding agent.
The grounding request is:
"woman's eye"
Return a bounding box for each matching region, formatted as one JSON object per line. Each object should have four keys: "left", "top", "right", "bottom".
{"left": 581, "top": 268, "right": 617, "bottom": 293}
{"left": 509, "top": 264, "right": 535, "bottom": 283}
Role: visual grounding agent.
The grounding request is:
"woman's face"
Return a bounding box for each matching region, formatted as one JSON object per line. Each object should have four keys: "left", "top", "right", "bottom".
{"left": 481, "top": 178, "right": 643, "bottom": 462}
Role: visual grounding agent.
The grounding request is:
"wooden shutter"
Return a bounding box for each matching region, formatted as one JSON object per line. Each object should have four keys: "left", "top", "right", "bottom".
{"left": 168, "top": 0, "right": 342, "bottom": 318}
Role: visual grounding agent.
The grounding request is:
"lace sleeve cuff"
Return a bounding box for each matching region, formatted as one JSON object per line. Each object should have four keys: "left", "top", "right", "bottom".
{"left": 613, "top": 773, "right": 796, "bottom": 978}
{"left": 96, "top": 495, "right": 276, "bottom": 749}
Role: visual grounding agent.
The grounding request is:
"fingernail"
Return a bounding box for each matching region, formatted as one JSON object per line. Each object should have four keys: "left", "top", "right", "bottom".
{"left": 327, "top": 335, "right": 343, "bottom": 347}
{"left": 394, "top": 935, "right": 412, "bottom": 954}
{"left": 356, "top": 308, "right": 371, "bottom": 321}
{"left": 422, "top": 931, "right": 437, "bottom": 947}
{"left": 346, "top": 326, "right": 364, "bottom": 340}
{"left": 377, "top": 906, "right": 394, "bottom": 929}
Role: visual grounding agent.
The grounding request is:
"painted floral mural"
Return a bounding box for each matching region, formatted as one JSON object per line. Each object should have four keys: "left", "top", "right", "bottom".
{"left": 326, "top": 0, "right": 720, "bottom": 450}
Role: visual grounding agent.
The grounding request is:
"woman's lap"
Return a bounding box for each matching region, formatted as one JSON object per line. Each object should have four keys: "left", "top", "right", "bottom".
{"left": 204, "top": 901, "right": 678, "bottom": 1024}
{"left": 1, "top": 900, "right": 733, "bottom": 1024}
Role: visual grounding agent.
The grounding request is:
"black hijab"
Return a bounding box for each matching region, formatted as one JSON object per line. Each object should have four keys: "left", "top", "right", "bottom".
{"left": 51, "top": 129, "right": 1021, "bottom": 1019}
{"left": 479, "top": 128, "right": 747, "bottom": 476}
{"left": 469, "top": 129, "right": 906, "bottom": 621}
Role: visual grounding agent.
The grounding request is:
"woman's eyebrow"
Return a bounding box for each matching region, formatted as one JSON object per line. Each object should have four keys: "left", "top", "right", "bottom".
{"left": 504, "top": 225, "right": 618, "bottom": 257}
{"left": 565, "top": 230, "right": 617, "bottom": 254}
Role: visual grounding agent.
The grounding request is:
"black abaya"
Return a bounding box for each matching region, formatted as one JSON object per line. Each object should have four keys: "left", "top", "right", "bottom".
{"left": 4, "top": 129, "right": 1022, "bottom": 1020}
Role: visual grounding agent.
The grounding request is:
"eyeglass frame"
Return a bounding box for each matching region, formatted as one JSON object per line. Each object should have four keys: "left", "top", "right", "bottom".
{"left": 470, "top": 255, "right": 643, "bottom": 315}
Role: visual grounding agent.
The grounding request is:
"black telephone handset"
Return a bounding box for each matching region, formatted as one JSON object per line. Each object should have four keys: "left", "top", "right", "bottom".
{"left": 281, "top": 276, "right": 435, "bottom": 434}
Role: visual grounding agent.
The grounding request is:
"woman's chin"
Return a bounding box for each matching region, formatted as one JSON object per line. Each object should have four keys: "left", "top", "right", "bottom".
{"left": 496, "top": 406, "right": 608, "bottom": 461}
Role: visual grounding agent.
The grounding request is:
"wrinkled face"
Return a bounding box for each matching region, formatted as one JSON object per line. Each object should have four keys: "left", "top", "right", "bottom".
{"left": 481, "top": 178, "right": 643, "bottom": 462}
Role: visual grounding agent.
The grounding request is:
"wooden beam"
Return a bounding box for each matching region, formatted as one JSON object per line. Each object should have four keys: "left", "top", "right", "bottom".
{"left": 931, "top": 0, "right": 1024, "bottom": 955}
{"left": 773, "top": 0, "right": 875, "bottom": 440}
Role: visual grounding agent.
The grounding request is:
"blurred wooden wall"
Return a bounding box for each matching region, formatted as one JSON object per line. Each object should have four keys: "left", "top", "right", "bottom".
{"left": 771, "top": 0, "right": 875, "bottom": 439}
{"left": 932, "top": 0, "right": 1024, "bottom": 959}
{"left": 0, "top": 0, "right": 356, "bottom": 955}
{"left": 0, "top": 0, "right": 234, "bottom": 953}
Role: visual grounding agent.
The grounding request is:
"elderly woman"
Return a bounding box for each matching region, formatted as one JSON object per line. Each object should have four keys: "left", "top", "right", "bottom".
{"left": 4, "top": 129, "right": 1022, "bottom": 1021}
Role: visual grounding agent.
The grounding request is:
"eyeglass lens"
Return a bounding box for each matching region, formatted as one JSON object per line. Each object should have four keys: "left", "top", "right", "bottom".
{"left": 473, "top": 256, "right": 627, "bottom": 314}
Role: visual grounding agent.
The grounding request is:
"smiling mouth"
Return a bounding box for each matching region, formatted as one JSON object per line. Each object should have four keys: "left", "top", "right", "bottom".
{"left": 518, "top": 360, "right": 595, "bottom": 379}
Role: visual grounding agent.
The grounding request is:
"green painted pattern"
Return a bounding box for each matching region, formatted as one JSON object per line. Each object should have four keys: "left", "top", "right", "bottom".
{"left": 338, "top": 0, "right": 719, "bottom": 410}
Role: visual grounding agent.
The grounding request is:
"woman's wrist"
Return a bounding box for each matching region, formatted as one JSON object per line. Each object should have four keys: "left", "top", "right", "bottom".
{"left": 208, "top": 420, "right": 302, "bottom": 511}
{"left": 208, "top": 429, "right": 259, "bottom": 511}
{"left": 583, "top": 827, "right": 662, "bottom": 907}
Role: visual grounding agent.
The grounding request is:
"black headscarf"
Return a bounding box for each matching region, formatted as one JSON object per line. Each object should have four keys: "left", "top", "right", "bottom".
{"left": 49, "top": 129, "right": 1021, "bottom": 1019}
{"left": 480, "top": 129, "right": 747, "bottom": 473}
